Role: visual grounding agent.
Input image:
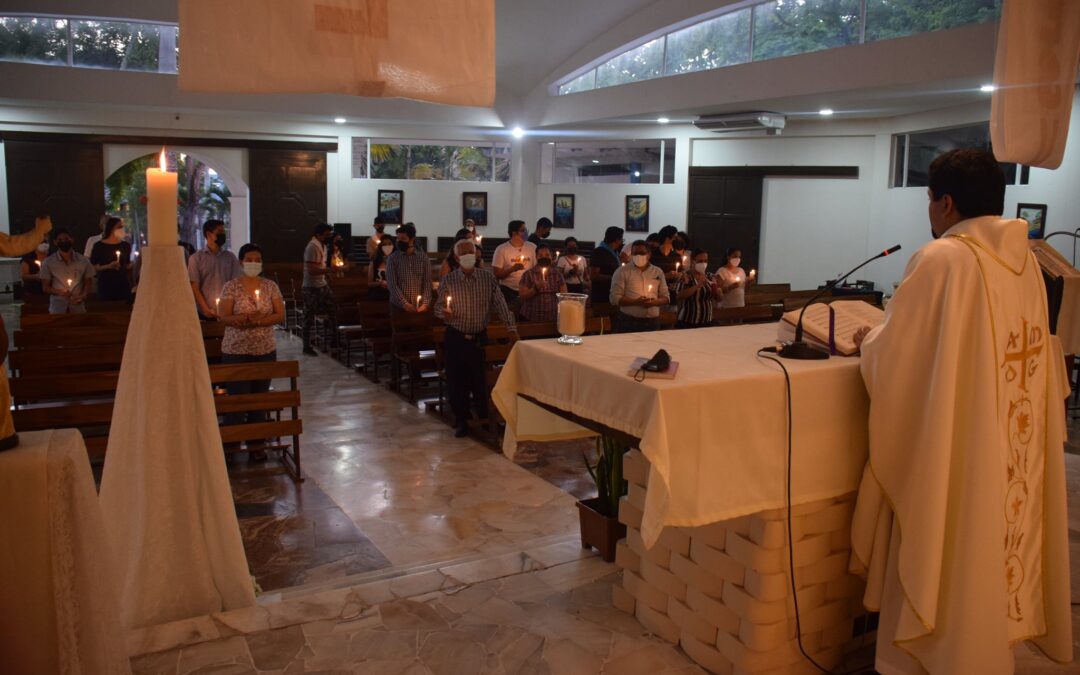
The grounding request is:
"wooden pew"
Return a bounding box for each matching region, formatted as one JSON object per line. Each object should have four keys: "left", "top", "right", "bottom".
{"left": 389, "top": 309, "right": 441, "bottom": 402}
{"left": 11, "top": 361, "right": 304, "bottom": 480}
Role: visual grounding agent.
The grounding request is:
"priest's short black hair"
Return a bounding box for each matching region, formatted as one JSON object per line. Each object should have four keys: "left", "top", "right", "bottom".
{"left": 204, "top": 219, "right": 225, "bottom": 236}
{"left": 928, "top": 149, "right": 1005, "bottom": 219}
{"left": 603, "top": 226, "right": 624, "bottom": 243}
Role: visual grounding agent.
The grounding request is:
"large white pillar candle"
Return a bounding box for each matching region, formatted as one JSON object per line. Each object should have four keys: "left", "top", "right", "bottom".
{"left": 558, "top": 299, "right": 585, "bottom": 336}
{"left": 146, "top": 149, "right": 178, "bottom": 246}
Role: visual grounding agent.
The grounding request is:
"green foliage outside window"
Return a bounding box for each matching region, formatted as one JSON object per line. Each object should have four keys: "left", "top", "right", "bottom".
{"left": 665, "top": 9, "right": 751, "bottom": 75}
{"left": 72, "top": 20, "right": 161, "bottom": 71}
{"left": 0, "top": 17, "right": 67, "bottom": 64}
{"left": 864, "top": 0, "right": 1000, "bottom": 42}
{"left": 370, "top": 143, "right": 509, "bottom": 182}
{"left": 752, "top": 0, "right": 862, "bottom": 61}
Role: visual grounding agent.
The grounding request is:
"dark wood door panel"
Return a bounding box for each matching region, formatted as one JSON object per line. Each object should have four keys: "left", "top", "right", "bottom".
{"left": 249, "top": 149, "right": 327, "bottom": 264}
{"left": 5, "top": 140, "right": 104, "bottom": 245}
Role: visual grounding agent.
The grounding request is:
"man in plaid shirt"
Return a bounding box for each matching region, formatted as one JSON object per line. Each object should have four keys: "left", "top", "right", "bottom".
{"left": 435, "top": 239, "right": 517, "bottom": 437}
{"left": 386, "top": 222, "right": 432, "bottom": 312}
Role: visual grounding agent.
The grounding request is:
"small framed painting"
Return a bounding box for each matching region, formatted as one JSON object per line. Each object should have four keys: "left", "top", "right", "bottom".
{"left": 377, "top": 189, "right": 404, "bottom": 225}
{"left": 1017, "top": 203, "right": 1047, "bottom": 239}
{"left": 553, "top": 193, "right": 575, "bottom": 229}
{"left": 626, "top": 195, "right": 649, "bottom": 232}
{"left": 462, "top": 192, "right": 487, "bottom": 228}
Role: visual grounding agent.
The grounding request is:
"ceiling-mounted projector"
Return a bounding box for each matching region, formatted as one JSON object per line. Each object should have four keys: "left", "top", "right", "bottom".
{"left": 694, "top": 112, "right": 786, "bottom": 134}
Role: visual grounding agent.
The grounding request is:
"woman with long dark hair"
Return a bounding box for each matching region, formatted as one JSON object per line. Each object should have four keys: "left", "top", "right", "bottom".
{"left": 90, "top": 217, "right": 132, "bottom": 302}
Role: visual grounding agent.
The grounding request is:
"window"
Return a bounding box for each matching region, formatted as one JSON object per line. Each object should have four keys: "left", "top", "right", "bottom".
{"left": 665, "top": 9, "right": 751, "bottom": 75}
{"left": 540, "top": 139, "right": 676, "bottom": 184}
{"left": 890, "top": 122, "right": 1027, "bottom": 187}
{"left": 752, "top": 0, "right": 861, "bottom": 61}
{"left": 558, "top": 70, "right": 595, "bottom": 95}
{"left": 595, "top": 38, "right": 664, "bottom": 88}
{"left": 0, "top": 14, "right": 178, "bottom": 73}
{"left": 865, "top": 0, "right": 1000, "bottom": 43}
{"left": 554, "top": 0, "right": 1000, "bottom": 95}
{"left": 353, "top": 138, "right": 511, "bottom": 182}
{"left": 0, "top": 16, "right": 67, "bottom": 64}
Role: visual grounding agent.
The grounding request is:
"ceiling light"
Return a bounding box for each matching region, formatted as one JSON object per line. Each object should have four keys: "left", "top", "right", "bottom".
{"left": 819, "top": 108, "right": 834, "bottom": 116}
{"left": 333, "top": 117, "right": 346, "bottom": 124}
{"left": 657, "top": 117, "right": 670, "bottom": 124}
{"left": 634, "top": 171, "right": 641, "bottom": 177}
{"left": 591, "top": 159, "right": 600, "bottom": 164}
{"left": 511, "top": 126, "right": 525, "bottom": 138}
{"left": 980, "top": 84, "right": 996, "bottom": 93}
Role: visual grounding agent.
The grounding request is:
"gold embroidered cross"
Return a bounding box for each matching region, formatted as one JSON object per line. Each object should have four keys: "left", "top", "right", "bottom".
{"left": 1002, "top": 319, "right": 1043, "bottom": 392}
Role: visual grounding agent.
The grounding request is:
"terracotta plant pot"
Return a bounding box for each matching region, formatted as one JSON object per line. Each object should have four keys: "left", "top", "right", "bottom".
{"left": 577, "top": 497, "right": 626, "bottom": 562}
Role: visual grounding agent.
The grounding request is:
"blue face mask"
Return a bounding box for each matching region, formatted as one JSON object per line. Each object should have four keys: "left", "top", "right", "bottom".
{"left": 520, "top": 228, "right": 529, "bottom": 239}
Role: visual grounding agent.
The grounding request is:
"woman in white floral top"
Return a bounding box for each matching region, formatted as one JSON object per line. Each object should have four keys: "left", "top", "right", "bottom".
{"left": 218, "top": 243, "right": 286, "bottom": 460}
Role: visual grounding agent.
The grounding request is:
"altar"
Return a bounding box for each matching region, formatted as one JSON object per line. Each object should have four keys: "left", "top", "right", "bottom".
{"left": 493, "top": 323, "right": 875, "bottom": 674}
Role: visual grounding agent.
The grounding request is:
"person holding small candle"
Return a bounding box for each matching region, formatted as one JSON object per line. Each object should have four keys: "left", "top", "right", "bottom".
{"left": 301, "top": 223, "right": 336, "bottom": 355}
{"left": 90, "top": 216, "right": 133, "bottom": 302}
{"left": 518, "top": 244, "right": 567, "bottom": 323}
{"left": 717, "top": 247, "right": 753, "bottom": 308}
{"left": 189, "top": 219, "right": 243, "bottom": 320}
{"left": 366, "top": 234, "right": 395, "bottom": 300}
{"left": 218, "top": 243, "right": 285, "bottom": 461}
{"left": 365, "top": 216, "right": 386, "bottom": 261}
{"left": 556, "top": 237, "right": 589, "bottom": 295}
{"left": 385, "top": 222, "right": 433, "bottom": 313}
{"left": 440, "top": 228, "right": 485, "bottom": 279}
{"left": 40, "top": 228, "right": 95, "bottom": 314}
{"left": 20, "top": 239, "right": 50, "bottom": 298}
{"left": 435, "top": 239, "right": 517, "bottom": 438}
{"left": 609, "top": 239, "right": 668, "bottom": 333}
{"left": 674, "top": 248, "right": 722, "bottom": 328}
{"left": 492, "top": 219, "right": 536, "bottom": 307}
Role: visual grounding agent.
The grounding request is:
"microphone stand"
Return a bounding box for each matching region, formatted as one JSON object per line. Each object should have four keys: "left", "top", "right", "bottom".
{"left": 778, "top": 245, "right": 902, "bottom": 360}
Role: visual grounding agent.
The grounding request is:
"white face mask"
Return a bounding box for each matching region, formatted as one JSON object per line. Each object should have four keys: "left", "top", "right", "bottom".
{"left": 37, "top": 243, "right": 49, "bottom": 253}
{"left": 632, "top": 254, "right": 648, "bottom": 268}
{"left": 694, "top": 262, "right": 708, "bottom": 273}
{"left": 729, "top": 257, "right": 741, "bottom": 267}
{"left": 381, "top": 245, "right": 393, "bottom": 256}
{"left": 466, "top": 224, "right": 475, "bottom": 232}
{"left": 242, "top": 262, "right": 262, "bottom": 277}
{"left": 458, "top": 253, "right": 477, "bottom": 270}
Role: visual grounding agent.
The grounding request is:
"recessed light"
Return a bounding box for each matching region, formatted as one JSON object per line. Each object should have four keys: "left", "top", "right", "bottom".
{"left": 592, "top": 159, "right": 600, "bottom": 164}
{"left": 634, "top": 171, "right": 641, "bottom": 177}
{"left": 657, "top": 117, "right": 670, "bottom": 124}
{"left": 980, "top": 84, "right": 996, "bottom": 93}
{"left": 819, "top": 108, "right": 834, "bottom": 116}
{"left": 511, "top": 126, "right": 525, "bottom": 138}
{"left": 548, "top": 142, "right": 555, "bottom": 145}
{"left": 333, "top": 117, "right": 346, "bottom": 124}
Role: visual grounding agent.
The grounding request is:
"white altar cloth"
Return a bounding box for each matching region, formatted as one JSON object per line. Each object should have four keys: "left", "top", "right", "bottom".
{"left": 0, "top": 429, "right": 130, "bottom": 674}
{"left": 493, "top": 323, "right": 870, "bottom": 547}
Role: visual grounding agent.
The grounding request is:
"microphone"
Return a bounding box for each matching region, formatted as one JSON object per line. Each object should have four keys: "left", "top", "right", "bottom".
{"left": 778, "top": 244, "right": 901, "bottom": 360}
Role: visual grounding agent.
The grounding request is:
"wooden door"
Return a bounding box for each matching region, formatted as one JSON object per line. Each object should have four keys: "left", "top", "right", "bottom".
{"left": 687, "top": 172, "right": 763, "bottom": 272}
{"left": 4, "top": 140, "right": 104, "bottom": 246}
{"left": 249, "top": 149, "right": 327, "bottom": 264}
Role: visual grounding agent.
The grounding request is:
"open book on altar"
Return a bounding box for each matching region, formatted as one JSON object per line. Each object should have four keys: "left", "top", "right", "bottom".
{"left": 777, "top": 300, "right": 884, "bottom": 356}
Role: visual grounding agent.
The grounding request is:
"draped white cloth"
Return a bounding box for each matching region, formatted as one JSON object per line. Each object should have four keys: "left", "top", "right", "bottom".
{"left": 990, "top": 0, "right": 1080, "bottom": 169}
{"left": 0, "top": 429, "right": 130, "bottom": 675}
{"left": 177, "top": 0, "right": 495, "bottom": 107}
{"left": 99, "top": 246, "right": 255, "bottom": 629}
{"left": 851, "top": 217, "right": 1073, "bottom": 674}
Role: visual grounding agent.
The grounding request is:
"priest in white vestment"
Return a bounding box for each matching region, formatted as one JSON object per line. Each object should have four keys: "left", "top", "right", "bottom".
{"left": 850, "top": 149, "right": 1072, "bottom": 675}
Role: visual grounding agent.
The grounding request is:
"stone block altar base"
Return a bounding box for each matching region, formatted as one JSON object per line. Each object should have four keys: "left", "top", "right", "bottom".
{"left": 612, "top": 449, "right": 872, "bottom": 675}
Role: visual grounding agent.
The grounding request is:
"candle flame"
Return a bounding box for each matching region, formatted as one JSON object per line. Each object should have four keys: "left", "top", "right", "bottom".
{"left": 159, "top": 148, "right": 167, "bottom": 172}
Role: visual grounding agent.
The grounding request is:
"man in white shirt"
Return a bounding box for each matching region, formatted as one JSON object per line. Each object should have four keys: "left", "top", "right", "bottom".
{"left": 609, "top": 239, "right": 668, "bottom": 333}
{"left": 491, "top": 219, "right": 536, "bottom": 307}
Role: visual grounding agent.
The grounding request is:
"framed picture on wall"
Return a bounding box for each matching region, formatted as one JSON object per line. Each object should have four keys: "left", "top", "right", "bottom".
{"left": 1017, "top": 203, "right": 1047, "bottom": 239}
{"left": 462, "top": 192, "right": 487, "bottom": 228}
{"left": 378, "top": 189, "right": 404, "bottom": 225}
{"left": 553, "top": 193, "right": 575, "bottom": 229}
{"left": 626, "top": 195, "right": 649, "bottom": 232}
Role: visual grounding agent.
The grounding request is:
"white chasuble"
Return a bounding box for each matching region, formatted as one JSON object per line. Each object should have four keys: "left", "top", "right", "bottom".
{"left": 850, "top": 216, "right": 1072, "bottom": 675}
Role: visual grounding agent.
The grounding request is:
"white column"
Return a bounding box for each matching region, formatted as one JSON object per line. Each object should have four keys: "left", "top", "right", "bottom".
{"left": 228, "top": 195, "right": 251, "bottom": 249}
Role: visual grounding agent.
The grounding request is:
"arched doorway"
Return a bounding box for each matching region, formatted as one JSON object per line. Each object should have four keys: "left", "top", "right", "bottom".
{"left": 102, "top": 145, "right": 250, "bottom": 251}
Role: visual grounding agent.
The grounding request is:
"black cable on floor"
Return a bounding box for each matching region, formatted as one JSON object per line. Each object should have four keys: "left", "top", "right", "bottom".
{"left": 757, "top": 349, "right": 877, "bottom": 675}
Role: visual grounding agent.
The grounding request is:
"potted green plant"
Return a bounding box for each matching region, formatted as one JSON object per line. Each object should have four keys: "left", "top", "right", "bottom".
{"left": 578, "top": 434, "right": 630, "bottom": 562}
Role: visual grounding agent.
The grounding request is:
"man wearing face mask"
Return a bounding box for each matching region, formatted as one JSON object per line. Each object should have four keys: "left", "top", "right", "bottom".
{"left": 188, "top": 219, "right": 243, "bottom": 321}
{"left": 518, "top": 243, "right": 567, "bottom": 322}
{"left": 301, "top": 223, "right": 336, "bottom": 355}
{"left": 492, "top": 219, "right": 536, "bottom": 307}
{"left": 527, "top": 217, "right": 552, "bottom": 248}
{"left": 41, "top": 228, "right": 95, "bottom": 314}
{"left": 589, "top": 226, "right": 624, "bottom": 311}
{"left": 365, "top": 216, "right": 386, "bottom": 261}
{"left": 385, "top": 222, "right": 432, "bottom": 313}
{"left": 435, "top": 239, "right": 517, "bottom": 437}
{"left": 609, "top": 239, "right": 668, "bottom": 333}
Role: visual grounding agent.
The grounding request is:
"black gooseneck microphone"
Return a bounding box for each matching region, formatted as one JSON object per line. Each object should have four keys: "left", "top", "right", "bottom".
{"left": 777, "top": 244, "right": 902, "bottom": 360}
